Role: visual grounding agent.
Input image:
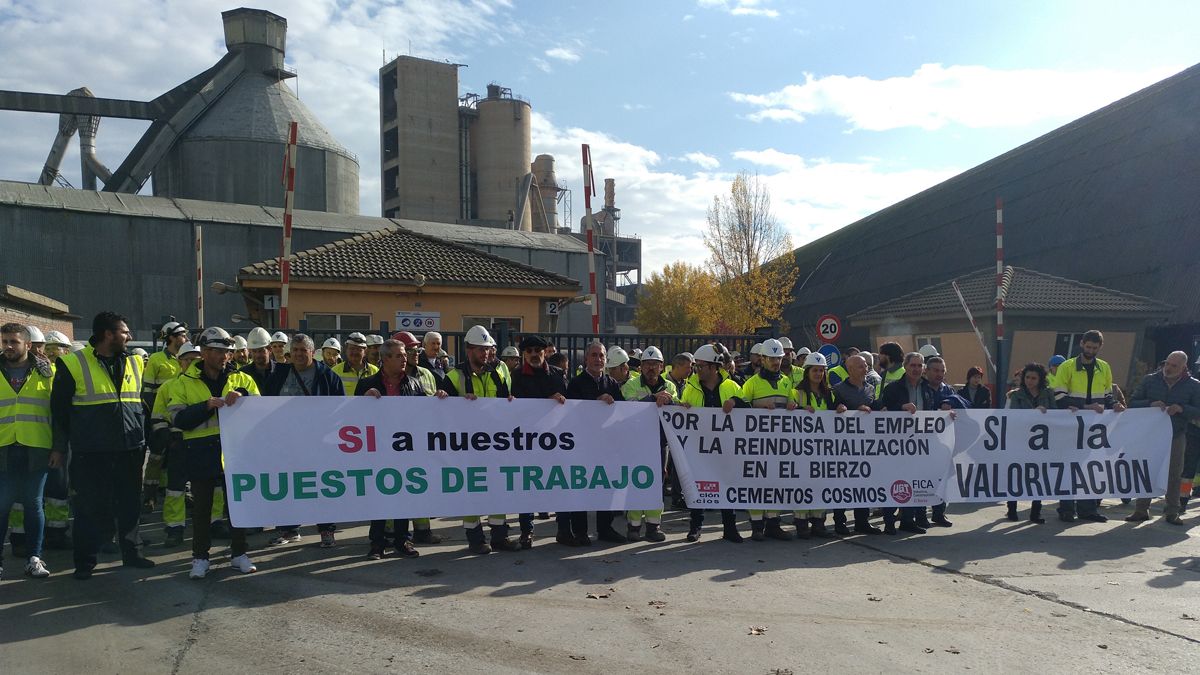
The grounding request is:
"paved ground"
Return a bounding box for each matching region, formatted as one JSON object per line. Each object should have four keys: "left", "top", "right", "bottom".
{"left": 1, "top": 499, "right": 1197, "bottom": 674}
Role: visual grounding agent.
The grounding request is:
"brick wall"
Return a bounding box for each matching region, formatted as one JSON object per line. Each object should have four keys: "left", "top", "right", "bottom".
{"left": 0, "top": 305, "right": 74, "bottom": 340}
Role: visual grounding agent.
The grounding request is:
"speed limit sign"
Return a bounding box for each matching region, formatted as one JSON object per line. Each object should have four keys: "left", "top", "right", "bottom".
{"left": 817, "top": 314, "right": 841, "bottom": 344}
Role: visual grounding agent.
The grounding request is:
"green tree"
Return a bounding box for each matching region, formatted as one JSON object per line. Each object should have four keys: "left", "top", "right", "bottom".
{"left": 633, "top": 262, "right": 720, "bottom": 333}
{"left": 702, "top": 171, "right": 798, "bottom": 333}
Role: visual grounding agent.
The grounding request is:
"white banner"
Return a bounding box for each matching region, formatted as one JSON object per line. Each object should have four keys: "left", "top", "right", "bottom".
{"left": 662, "top": 408, "right": 956, "bottom": 509}
{"left": 219, "top": 397, "right": 662, "bottom": 527}
{"left": 948, "top": 408, "right": 1173, "bottom": 502}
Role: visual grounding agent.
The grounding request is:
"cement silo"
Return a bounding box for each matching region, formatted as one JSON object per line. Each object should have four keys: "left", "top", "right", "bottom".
{"left": 151, "top": 9, "right": 360, "bottom": 214}
{"left": 470, "top": 84, "right": 532, "bottom": 231}
{"left": 531, "top": 153, "right": 560, "bottom": 232}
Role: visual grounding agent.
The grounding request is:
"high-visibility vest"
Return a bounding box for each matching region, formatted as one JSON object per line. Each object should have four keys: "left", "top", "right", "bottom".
{"left": 332, "top": 361, "right": 379, "bottom": 397}
{"left": 875, "top": 365, "right": 905, "bottom": 398}
{"left": 1054, "top": 357, "right": 1114, "bottom": 404}
{"left": 679, "top": 373, "right": 741, "bottom": 408}
{"left": 0, "top": 360, "right": 54, "bottom": 449}
{"left": 167, "top": 363, "right": 260, "bottom": 440}
{"left": 59, "top": 343, "right": 144, "bottom": 449}
{"left": 446, "top": 365, "right": 510, "bottom": 398}
{"left": 411, "top": 365, "right": 438, "bottom": 395}
{"left": 622, "top": 374, "right": 678, "bottom": 403}
{"left": 796, "top": 387, "right": 834, "bottom": 411}
{"left": 144, "top": 349, "right": 182, "bottom": 395}
{"left": 740, "top": 371, "right": 795, "bottom": 408}
{"left": 828, "top": 365, "right": 849, "bottom": 386}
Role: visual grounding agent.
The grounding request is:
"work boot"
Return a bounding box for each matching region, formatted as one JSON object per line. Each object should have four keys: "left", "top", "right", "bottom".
{"left": 626, "top": 523, "right": 643, "bottom": 542}
{"left": 809, "top": 518, "right": 835, "bottom": 538}
{"left": 489, "top": 525, "right": 520, "bottom": 552}
{"left": 1030, "top": 503, "right": 1045, "bottom": 524}
{"left": 519, "top": 532, "right": 534, "bottom": 550}
{"left": 597, "top": 526, "right": 628, "bottom": 544}
{"left": 465, "top": 526, "right": 491, "bottom": 555}
{"left": 162, "top": 526, "right": 185, "bottom": 548}
{"left": 555, "top": 531, "right": 578, "bottom": 547}
{"left": 412, "top": 528, "right": 443, "bottom": 544}
{"left": 834, "top": 523, "right": 852, "bottom": 536}
{"left": 794, "top": 519, "right": 811, "bottom": 540}
{"left": 722, "top": 523, "right": 744, "bottom": 543}
{"left": 644, "top": 523, "right": 666, "bottom": 542}
{"left": 685, "top": 528, "right": 702, "bottom": 542}
{"left": 854, "top": 522, "right": 883, "bottom": 535}
{"left": 765, "top": 517, "right": 792, "bottom": 541}
{"left": 1124, "top": 511, "right": 1150, "bottom": 522}
{"left": 750, "top": 520, "right": 766, "bottom": 542}
{"left": 898, "top": 522, "right": 927, "bottom": 534}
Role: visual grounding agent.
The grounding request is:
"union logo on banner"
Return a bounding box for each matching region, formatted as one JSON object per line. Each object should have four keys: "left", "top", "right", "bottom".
{"left": 696, "top": 480, "right": 720, "bottom": 493}
{"left": 890, "top": 480, "right": 912, "bottom": 504}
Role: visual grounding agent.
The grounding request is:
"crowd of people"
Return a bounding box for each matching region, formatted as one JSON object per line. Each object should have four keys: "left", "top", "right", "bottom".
{"left": 2, "top": 313, "right": 1198, "bottom": 583}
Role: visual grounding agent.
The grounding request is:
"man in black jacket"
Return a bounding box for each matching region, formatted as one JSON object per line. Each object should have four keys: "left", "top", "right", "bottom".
{"left": 50, "top": 311, "right": 155, "bottom": 579}
{"left": 831, "top": 354, "right": 883, "bottom": 535}
{"left": 264, "top": 334, "right": 345, "bottom": 547}
{"left": 877, "top": 351, "right": 935, "bottom": 535}
{"left": 356, "top": 339, "right": 448, "bottom": 558}
{"left": 563, "top": 342, "right": 625, "bottom": 545}
{"left": 510, "top": 334, "right": 567, "bottom": 548}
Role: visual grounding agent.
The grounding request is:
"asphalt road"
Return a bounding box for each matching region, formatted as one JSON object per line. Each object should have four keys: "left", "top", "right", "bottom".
{"left": 1, "top": 500, "right": 1197, "bottom": 674}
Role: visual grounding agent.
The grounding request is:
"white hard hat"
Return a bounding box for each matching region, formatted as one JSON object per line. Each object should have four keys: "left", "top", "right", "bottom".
{"left": 131, "top": 347, "right": 149, "bottom": 357}
{"left": 778, "top": 337, "right": 794, "bottom": 350}
{"left": 501, "top": 346, "right": 519, "bottom": 358}
{"left": 606, "top": 346, "right": 629, "bottom": 368}
{"left": 178, "top": 343, "right": 201, "bottom": 358}
{"left": 631, "top": 348, "right": 643, "bottom": 358}
{"left": 160, "top": 321, "right": 188, "bottom": 339}
{"left": 322, "top": 337, "right": 341, "bottom": 352}
{"left": 750, "top": 342, "right": 764, "bottom": 356}
{"left": 247, "top": 327, "right": 272, "bottom": 350}
{"left": 232, "top": 335, "right": 248, "bottom": 350}
{"left": 693, "top": 344, "right": 721, "bottom": 363}
{"left": 367, "top": 334, "right": 385, "bottom": 346}
{"left": 197, "top": 326, "right": 235, "bottom": 350}
{"left": 918, "top": 344, "right": 940, "bottom": 358}
{"left": 803, "top": 352, "right": 828, "bottom": 368}
{"left": 641, "top": 346, "right": 665, "bottom": 363}
{"left": 44, "top": 330, "right": 72, "bottom": 347}
{"left": 345, "top": 332, "right": 367, "bottom": 346}
{"left": 270, "top": 331, "right": 288, "bottom": 344}
{"left": 464, "top": 325, "right": 496, "bottom": 347}
{"left": 760, "top": 338, "right": 785, "bottom": 358}
{"left": 796, "top": 346, "right": 812, "bottom": 356}
{"left": 26, "top": 325, "right": 46, "bottom": 343}
{"left": 70, "top": 342, "right": 85, "bottom": 353}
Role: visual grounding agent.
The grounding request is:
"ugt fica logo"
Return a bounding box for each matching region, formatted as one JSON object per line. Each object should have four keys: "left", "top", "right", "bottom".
{"left": 696, "top": 480, "right": 719, "bottom": 493}
{"left": 890, "top": 480, "right": 912, "bottom": 504}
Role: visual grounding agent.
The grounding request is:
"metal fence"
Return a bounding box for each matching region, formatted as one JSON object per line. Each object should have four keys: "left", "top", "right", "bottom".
{"left": 155, "top": 323, "right": 762, "bottom": 372}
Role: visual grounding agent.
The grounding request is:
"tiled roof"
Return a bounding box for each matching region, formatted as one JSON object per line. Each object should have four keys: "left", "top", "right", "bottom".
{"left": 850, "top": 267, "right": 1174, "bottom": 324}
{"left": 238, "top": 226, "right": 579, "bottom": 291}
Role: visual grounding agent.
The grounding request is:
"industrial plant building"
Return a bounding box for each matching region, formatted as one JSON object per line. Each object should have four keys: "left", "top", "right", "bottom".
{"left": 780, "top": 62, "right": 1200, "bottom": 386}
{"left": 0, "top": 7, "right": 640, "bottom": 337}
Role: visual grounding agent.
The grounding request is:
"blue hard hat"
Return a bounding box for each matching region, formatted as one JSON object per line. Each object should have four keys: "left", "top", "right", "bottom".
{"left": 1049, "top": 354, "right": 1067, "bottom": 367}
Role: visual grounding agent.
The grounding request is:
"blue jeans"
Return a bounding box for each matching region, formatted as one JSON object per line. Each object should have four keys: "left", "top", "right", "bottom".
{"left": 0, "top": 448, "right": 50, "bottom": 562}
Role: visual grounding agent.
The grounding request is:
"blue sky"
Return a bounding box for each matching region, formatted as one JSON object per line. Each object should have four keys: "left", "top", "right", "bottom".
{"left": 1, "top": 0, "right": 1198, "bottom": 274}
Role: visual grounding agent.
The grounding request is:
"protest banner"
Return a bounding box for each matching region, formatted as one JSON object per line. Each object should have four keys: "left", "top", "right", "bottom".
{"left": 661, "top": 408, "right": 956, "bottom": 509}
{"left": 219, "top": 397, "right": 662, "bottom": 527}
{"left": 948, "top": 408, "right": 1173, "bottom": 502}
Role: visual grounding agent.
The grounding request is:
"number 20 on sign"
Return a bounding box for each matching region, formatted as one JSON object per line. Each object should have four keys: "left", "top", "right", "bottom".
{"left": 817, "top": 314, "right": 841, "bottom": 344}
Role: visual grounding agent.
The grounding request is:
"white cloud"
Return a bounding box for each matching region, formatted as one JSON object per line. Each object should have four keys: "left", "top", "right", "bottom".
{"left": 698, "top": 0, "right": 779, "bottom": 18}
{"left": 622, "top": 103, "right": 650, "bottom": 111}
{"left": 530, "top": 112, "right": 958, "bottom": 274}
{"left": 545, "top": 47, "right": 580, "bottom": 62}
{"left": 532, "top": 57, "right": 553, "bottom": 73}
{"left": 0, "top": 0, "right": 514, "bottom": 214}
{"left": 683, "top": 14, "right": 695, "bottom": 21}
{"left": 730, "top": 63, "right": 1184, "bottom": 131}
{"left": 682, "top": 152, "right": 720, "bottom": 170}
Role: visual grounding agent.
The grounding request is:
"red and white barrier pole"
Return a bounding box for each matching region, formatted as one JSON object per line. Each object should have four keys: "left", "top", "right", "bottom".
{"left": 280, "top": 121, "right": 298, "bottom": 329}
{"left": 995, "top": 197, "right": 1005, "bottom": 387}
{"left": 194, "top": 224, "right": 204, "bottom": 328}
{"left": 581, "top": 143, "right": 599, "bottom": 336}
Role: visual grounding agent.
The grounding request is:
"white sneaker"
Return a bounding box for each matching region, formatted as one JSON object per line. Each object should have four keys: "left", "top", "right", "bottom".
{"left": 230, "top": 554, "right": 257, "bottom": 574}
{"left": 189, "top": 558, "right": 210, "bottom": 579}
{"left": 25, "top": 556, "right": 50, "bottom": 578}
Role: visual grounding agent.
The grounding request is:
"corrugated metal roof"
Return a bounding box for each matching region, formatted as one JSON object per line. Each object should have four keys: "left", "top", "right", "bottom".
{"left": 0, "top": 180, "right": 593, "bottom": 250}
{"left": 782, "top": 62, "right": 1200, "bottom": 340}
{"left": 850, "top": 267, "right": 1174, "bottom": 323}
{"left": 237, "top": 226, "right": 579, "bottom": 290}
